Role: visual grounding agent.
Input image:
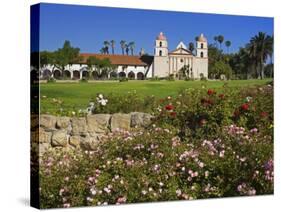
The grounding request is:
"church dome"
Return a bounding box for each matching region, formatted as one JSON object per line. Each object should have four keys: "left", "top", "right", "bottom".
{"left": 156, "top": 32, "right": 167, "bottom": 40}
{"left": 198, "top": 33, "right": 207, "bottom": 42}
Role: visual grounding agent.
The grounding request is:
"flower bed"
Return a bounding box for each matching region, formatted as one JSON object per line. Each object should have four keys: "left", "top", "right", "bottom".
{"left": 37, "top": 83, "right": 273, "bottom": 208}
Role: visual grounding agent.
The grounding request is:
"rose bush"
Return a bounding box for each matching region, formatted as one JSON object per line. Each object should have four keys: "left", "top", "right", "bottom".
{"left": 39, "top": 83, "right": 273, "bottom": 208}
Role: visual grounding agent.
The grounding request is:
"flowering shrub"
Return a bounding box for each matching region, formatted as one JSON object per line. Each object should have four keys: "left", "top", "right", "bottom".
{"left": 40, "top": 123, "right": 273, "bottom": 208}
{"left": 39, "top": 83, "right": 273, "bottom": 208}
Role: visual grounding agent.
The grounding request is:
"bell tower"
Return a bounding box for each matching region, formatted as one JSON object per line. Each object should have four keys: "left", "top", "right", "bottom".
{"left": 153, "top": 32, "right": 169, "bottom": 77}
{"left": 196, "top": 33, "right": 208, "bottom": 58}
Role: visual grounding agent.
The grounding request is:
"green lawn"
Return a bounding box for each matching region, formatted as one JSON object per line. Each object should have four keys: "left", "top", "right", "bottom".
{"left": 40, "top": 79, "right": 271, "bottom": 113}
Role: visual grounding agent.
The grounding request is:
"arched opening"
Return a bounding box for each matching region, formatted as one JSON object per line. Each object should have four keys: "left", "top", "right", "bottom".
{"left": 72, "top": 70, "right": 80, "bottom": 80}
{"left": 159, "top": 50, "right": 162, "bottom": 56}
{"left": 100, "top": 70, "right": 108, "bottom": 80}
{"left": 160, "top": 41, "right": 162, "bottom": 47}
{"left": 118, "top": 72, "right": 126, "bottom": 78}
{"left": 63, "top": 70, "right": 71, "bottom": 79}
{"left": 82, "top": 71, "right": 89, "bottom": 79}
{"left": 53, "top": 70, "right": 61, "bottom": 79}
{"left": 201, "top": 43, "right": 204, "bottom": 49}
{"left": 92, "top": 71, "right": 99, "bottom": 80}
{"left": 42, "top": 69, "right": 51, "bottom": 79}
{"left": 137, "top": 72, "right": 145, "bottom": 80}
{"left": 128, "top": 71, "right": 135, "bottom": 80}
{"left": 200, "top": 52, "right": 204, "bottom": 58}
{"left": 110, "top": 71, "right": 117, "bottom": 79}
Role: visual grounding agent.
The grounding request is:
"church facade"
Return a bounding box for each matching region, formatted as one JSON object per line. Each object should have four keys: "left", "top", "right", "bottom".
{"left": 40, "top": 32, "right": 208, "bottom": 80}
{"left": 151, "top": 32, "right": 208, "bottom": 79}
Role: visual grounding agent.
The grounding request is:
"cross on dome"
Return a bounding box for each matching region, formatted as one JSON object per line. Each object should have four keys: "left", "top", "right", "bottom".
{"left": 198, "top": 33, "right": 207, "bottom": 42}
{"left": 156, "top": 32, "right": 167, "bottom": 40}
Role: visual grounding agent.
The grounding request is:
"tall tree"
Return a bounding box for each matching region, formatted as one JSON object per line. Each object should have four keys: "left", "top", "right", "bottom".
{"left": 100, "top": 47, "right": 107, "bottom": 54}
{"left": 225, "top": 40, "right": 231, "bottom": 53}
{"left": 86, "top": 56, "right": 98, "bottom": 77}
{"left": 103, "top": 41, "right": 110, "bottom": 54}
{"left": 120, "top": 40, "right": 126, "bottom": 55}
{"left": 125, "top": 44, "right": 129, "bottom": 55}
{"left": 128, "top": 42, "right": 135, "bottom": 55}
{"left": 53, "top": 40, "right": 80, "bottom": 77}
{"left": 188, "top": 42, "right": 195, "bottom": 53}
{"left": 217, "top": 35, "right": 224, "bottom": 50}
{"left": 214, "top": 36, "right": 218, "bottom": 48}
{"left": 110, "top": 40, "right": 115, "bottom": 54}
{"left": 247, "top": 32, "right": 272, "bottom": 79}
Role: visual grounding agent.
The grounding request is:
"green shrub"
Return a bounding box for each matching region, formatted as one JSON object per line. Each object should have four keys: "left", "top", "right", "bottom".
{"left": 47, "top": 77, "right": 56, "bottom": 83}
{"left": 119, "top": 77, "right": 128, "bottom": 82}
{"left": 79, "top": 78, "right": 88, "bottom": 83}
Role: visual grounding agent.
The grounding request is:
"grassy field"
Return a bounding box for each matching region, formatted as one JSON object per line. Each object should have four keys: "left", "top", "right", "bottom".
{"left": 40, "top": 79, "right": 271, "bottom": 113}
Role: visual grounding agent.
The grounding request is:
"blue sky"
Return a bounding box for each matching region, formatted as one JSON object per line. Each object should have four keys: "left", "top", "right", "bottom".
{"left": 37, "top": 3, "right": 273, "bottom": 54}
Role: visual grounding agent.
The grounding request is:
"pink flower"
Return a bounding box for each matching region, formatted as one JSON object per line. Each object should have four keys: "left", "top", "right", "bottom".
{"left": 116, "top": 196, "right": 127, "bottom": 204}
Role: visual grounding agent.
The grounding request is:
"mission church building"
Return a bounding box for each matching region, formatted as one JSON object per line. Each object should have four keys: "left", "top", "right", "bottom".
{"left": 40, "top": 32, "right": 208, "bottom": 80}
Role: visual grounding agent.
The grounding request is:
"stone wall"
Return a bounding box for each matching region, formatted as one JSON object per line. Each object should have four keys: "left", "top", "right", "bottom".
{"left": 33, "top": 113, "right": 153, "bottom": 154}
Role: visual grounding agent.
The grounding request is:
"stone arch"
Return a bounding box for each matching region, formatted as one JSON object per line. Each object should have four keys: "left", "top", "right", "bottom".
{"left": 53, "top": 70, "right": 61, "bottom": 79}
{"left": 92, "top": 71, "right": 99, "bottom": 80}
{"left": 73, "top": 70, "right": 80, "bottom": 80}
{"left": 118, "top": 71, "right": 126, "bottom": 78}
{"left": 110, "top": 71, "right": 117, "bottom": 79}
{"left": 63, "top": 70, "right": 71, "bottom": 79}
{"left": 42, "top": 69, "right": 51, "bottom": 79}
{"left": 82, "top": 70, "right": 89, "bottom": 79}
{"left": 137, "top": 72, "right": 145, "bottom": 80}
{"left": 128, "top": 71, "right": 135, "bottom": 80}
{"left": 100, "top": 70, "right": 108, "bottom": 79}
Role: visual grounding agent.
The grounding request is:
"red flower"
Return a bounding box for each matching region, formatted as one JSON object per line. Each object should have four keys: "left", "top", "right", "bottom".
{"left": 233, "top": 110, "right": 240, "bottom": 117}
{"left": 207, "top": 89, "right": 215, "bottom": 95}
{"left": 260, "top": 111, "right": 268, "bottom": 118}
{"left": 219, "top": 94, "right": 225, "bottom": 99}
{"left": 170, "top": 112, "right": 177, "bottom": 117}
{"left": 199, "top": 119, "right": 207, "bottom": 126}
{"left": 165, "top": 104, "right": 174, "bottom": 111}
{"left": 201, "top": 98, "right": 213, "bottom": 106}
{"left": 241, "top": 103, "right": 249, "bottom": 111}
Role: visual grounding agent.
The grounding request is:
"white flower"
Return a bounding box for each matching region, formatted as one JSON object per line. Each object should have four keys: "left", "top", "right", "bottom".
{"left": 141, "top": 190, "right": 147, "bottom": 195}
{"left": 246, "top": 96, "right": 252, "bottom": 102}
{"left": 99, "top": 99, "right": 108, "bottom": 106}
{"left": 176, "top": 189, "right": 182, "bottom": 196}
{"left": 90, "top": 188, "right": 97, "bottom": 195}
{"left": 98, "top": 94, "right": 103, "bottom": 99}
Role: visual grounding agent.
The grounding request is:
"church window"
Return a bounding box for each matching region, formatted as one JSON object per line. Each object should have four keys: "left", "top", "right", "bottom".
{"left": 200, "top": 52, "right": 204, "bottom": 58}
{"left": 160, "top": 41, "right": 162, "bottom": 47}
{"left": 159, "top": 50, "right": 162, "bottom": 56}
{"left": 180, "top": 59, "right": 184, "bottom": 63}
{"left": 201, "top": 43, "right": 204, "bottom": 49}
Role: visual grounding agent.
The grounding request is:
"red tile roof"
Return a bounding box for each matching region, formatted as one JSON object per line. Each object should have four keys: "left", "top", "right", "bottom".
{"left": 79, "top": 53, "right": 152, "bottom": 66}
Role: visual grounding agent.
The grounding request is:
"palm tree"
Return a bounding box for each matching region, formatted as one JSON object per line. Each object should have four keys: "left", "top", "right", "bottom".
{"left": 103, "top": 41, "right": 110, "bottom": 54}
{"left": 214, "top": 36, "right": 218, "bottom": 48}
{"left": 110, "top": 40, "right": 115, "bottom": 54}
{"left": 125, "top": 44, "right": 129, "bottom": 55}
{"left": 100, "top": 47, "right": 107, "bottom": 54}
{"left": 225, "top": 40, "right": 231, "bottom": 53}
{"left": 268, "top": 35, "right": 274, "bottom": 77}
{"left": 120, "top": 40, "right": 126, "bottom": 55}
{"left": 188, "top": 42, "right": 195, "bottom": 53}
{"left": 217, "top": 35, "right": 224, "bottom": 50}
{"left": 248, "top": 32, "right": 272, "bottom": 79}
{"left": 128, "top": 42, "right": 135, "bottom": 55}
